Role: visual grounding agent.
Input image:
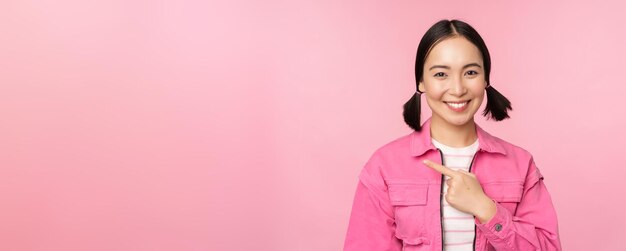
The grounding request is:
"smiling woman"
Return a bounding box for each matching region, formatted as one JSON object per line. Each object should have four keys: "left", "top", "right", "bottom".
{"left": 419, "top": 36, "right": 490, "bottom": 132}
{"left": 406, "top": 20, "right": 512, "bottom": 137}
{"left": 343, "top": 19, "right": 562, "bottom": 251}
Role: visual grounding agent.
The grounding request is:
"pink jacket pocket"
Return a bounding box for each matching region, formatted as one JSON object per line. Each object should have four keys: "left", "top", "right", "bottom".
{"left": 386, "top": 178, "right": 429, "bottom": 206}
{"left": 385, "top": 178, "right": 431, "bottom": 247}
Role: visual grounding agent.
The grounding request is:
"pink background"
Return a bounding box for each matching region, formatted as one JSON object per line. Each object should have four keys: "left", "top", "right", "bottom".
{"left": 1, "top": 0, "right": 624, "bottom": 250}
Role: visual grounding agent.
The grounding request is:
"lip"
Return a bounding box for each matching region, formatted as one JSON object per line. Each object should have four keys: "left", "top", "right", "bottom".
{"left": 444, "top": 100, "right": 470, "bottom": 104}
{"left": 444, "top": 100, "right": 470, "bottom": 112}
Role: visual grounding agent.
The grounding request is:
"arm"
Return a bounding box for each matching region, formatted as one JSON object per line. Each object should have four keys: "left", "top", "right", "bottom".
{"left": 474, "top": 157, "right": 562, "bottom": 250}
{"left": 343, "top": 155, "right": 402, "bottom": 251}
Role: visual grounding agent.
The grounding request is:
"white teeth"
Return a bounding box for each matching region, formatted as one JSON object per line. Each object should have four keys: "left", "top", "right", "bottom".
{"left": 446, "top": 101, "right": 468, "bottom": 109}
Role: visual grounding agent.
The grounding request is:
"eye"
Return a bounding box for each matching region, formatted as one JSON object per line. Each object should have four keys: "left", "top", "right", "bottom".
{"left": 465, "top": 70, "right": 478, "bottom": 76}
{"left": 434, "top": 72, "right": 446, "bottom": 77}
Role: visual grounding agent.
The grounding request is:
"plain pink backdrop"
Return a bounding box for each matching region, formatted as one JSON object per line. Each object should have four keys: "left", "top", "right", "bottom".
{"left": 1, "top": 0, "right": 624, "bottom": 250}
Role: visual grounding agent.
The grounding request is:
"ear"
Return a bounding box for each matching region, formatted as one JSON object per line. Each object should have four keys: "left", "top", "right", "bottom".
{"left": 418, "top": 81, "right": 425, "bottom": 93}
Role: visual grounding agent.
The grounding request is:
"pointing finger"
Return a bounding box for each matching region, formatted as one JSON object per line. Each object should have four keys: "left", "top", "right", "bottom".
{"left": 457, "top": 169, "right": 476, "bottom": 177}
{"left": 423, "top": 159, "right": 457, "bottom": 178}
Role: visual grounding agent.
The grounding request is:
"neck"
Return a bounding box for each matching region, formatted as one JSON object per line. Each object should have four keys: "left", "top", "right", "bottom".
{"left": 430, "top": 116, "right": 477, "bottom": 148}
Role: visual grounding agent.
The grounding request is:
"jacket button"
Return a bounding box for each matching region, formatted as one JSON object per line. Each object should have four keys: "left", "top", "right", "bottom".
{"left": 494, "top": 223, "right": 502, "bottom": 231}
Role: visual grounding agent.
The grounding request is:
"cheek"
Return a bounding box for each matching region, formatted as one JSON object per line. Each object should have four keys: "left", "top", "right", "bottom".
{"left": 470, "top": 92, "right": 485, "bottom": 109}
{"left": 468, "top": 82, "right": 486, "bottom": 99}
{"left": 472, "top": 88, "right": 485, "bottom": 98}
{"left": 472, "top": 86, "right": 486, "bottom": 99}
{"left": 423, "top": 83, "right": 445, "bottom": 100}
{"left": 424, "top": 92, "right": 445, "bottom": 108}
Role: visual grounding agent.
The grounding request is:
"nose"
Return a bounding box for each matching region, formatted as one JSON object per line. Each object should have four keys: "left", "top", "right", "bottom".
{"left": 448, "top": 76, "right": 467, "bottom": 96}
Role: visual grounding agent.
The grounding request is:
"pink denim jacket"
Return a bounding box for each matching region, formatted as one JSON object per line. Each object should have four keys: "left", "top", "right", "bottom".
{"left": 344, "top": 118, "right": 561, "bottom": 250}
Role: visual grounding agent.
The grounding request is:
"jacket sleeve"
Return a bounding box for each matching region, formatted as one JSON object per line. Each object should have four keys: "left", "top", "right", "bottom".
{"left": 343, "top": 154, "right": 402, "bottom": 251}
{"left": 475, "top": 157, "right": 562, "bottom": 250}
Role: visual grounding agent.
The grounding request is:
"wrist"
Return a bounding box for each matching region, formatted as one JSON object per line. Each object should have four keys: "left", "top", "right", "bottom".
{"left": 474, "top": 195, "right": 496, "bottom": 224}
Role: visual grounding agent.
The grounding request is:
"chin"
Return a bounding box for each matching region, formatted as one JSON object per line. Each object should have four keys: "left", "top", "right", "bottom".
{"left": 443, "top": 115, "right": 474, "bottom": 127}
{"left": 449, "top": 119, "right": 470, "bottom": 126}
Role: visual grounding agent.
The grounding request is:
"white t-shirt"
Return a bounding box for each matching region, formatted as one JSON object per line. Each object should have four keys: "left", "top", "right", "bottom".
{"left": 431, "top": 137, "right": 479, "bottom": 251}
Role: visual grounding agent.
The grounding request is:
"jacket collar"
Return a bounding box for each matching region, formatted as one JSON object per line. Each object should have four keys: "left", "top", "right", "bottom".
{"left": 410, "top": 117, "right": 507, "bottom": 156}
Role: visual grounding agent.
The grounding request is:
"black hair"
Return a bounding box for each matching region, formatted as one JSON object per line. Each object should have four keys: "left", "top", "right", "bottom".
{"left": 403, "top": 19, "right": 512, "bottom": 131}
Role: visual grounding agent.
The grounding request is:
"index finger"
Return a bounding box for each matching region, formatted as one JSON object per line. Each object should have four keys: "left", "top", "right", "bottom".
{"left": 422, "top": 159, "right": 457, "bottom": 177}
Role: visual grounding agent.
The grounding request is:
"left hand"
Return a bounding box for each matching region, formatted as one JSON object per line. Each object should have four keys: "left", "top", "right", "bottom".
{"left": 422, "top": 159, "right": 496, "bottom": 222}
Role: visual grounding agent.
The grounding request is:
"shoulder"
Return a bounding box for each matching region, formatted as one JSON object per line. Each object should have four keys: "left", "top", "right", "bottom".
{"left": 357, "top": 132, "right": 414, "bottom": 187}
{"left": 490, "top": 135, "right": 547, "bottom": 187}
{"left": 480, "top": 127, "right": 534, "bottom": 162}
{"left": 478, "top": 129, "right": 546, "bottom": 186}
{"left": 369, "top": 131, "right": 414, "bottom": 160}
{"left": 358, "top": 131, "right": 414, "bottom": 176}
{"left": 496, "top": 136, "right": 532, "bottom": 157}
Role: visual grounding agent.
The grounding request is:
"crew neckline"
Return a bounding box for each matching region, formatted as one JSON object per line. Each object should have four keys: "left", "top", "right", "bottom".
{"left": 431, "top": 137, "right": 479, "bottom": 154}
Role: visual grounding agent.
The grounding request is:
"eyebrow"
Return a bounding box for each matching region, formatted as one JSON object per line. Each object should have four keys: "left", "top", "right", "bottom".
{"left": 429, "top": 63, "right": 482, "bottom": 71}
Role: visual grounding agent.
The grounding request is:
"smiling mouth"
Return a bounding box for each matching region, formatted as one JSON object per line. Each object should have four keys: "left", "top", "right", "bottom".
{"left": 444, "top": 100, "right": 470, "bottom": 109}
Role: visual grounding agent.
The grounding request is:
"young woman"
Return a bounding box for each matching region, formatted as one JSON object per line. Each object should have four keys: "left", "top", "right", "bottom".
{"left": 343, "top": 19, "right": 561, "bottom": 251}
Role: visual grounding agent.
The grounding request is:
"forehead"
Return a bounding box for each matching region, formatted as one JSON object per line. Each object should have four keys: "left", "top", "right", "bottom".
{"left": 424, "top": 36, "right": 483, "bottom": 67}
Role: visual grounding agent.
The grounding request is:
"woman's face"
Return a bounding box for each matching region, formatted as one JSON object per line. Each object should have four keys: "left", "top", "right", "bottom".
{"left": 418, "top": 36, "right": 487, "bottom": 128}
